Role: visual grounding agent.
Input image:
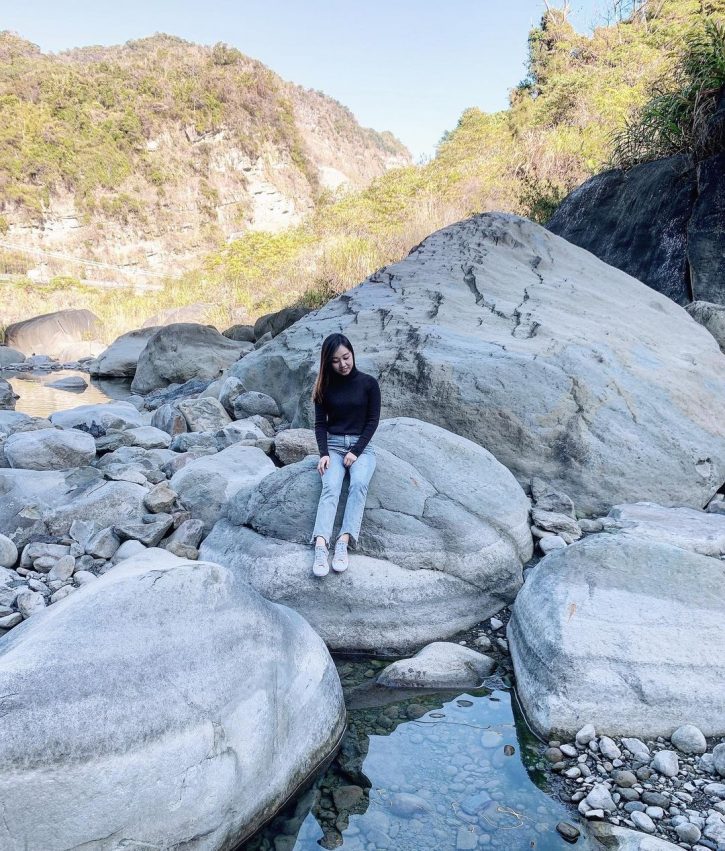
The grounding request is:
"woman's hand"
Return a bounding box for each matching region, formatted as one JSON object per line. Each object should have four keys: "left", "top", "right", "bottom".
{"left": 343, "top": 451, "right": 358, "bottom": 468}
{"left": 317, "top": 455, "right": 330, "bottom": 475}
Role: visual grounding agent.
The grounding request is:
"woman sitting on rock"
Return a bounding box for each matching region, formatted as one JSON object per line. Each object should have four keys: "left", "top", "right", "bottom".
{"left": 311, "top": 332, "right": 381, "bottom": 577}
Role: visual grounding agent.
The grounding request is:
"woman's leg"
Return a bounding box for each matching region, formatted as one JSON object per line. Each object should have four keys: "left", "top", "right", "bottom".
{"left": 310, "top": 450, "right": 346, "bottom": 546}
{"left": 338, "top": 449, "right": 377, "bottom": 547}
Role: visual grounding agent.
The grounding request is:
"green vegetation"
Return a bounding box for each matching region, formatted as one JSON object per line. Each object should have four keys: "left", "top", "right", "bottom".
{"left": 613, "top": 16, "right": 725, "bottom": 166}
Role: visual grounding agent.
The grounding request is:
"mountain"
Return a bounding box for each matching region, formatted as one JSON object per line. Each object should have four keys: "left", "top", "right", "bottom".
{"left": 0, "top": 32, "right": 410, "bottom": 277}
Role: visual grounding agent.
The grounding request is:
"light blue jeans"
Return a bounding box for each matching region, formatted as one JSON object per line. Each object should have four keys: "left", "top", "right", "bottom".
{"left": 311, "top": 434, "right": 377, "bottom": 547}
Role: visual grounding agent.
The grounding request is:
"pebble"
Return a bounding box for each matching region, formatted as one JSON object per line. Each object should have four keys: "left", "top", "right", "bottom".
{"left": 489, "top": 617, "right": 503, "bottom": 631}
{"left": 652, "top": 750, "right": 679, "bottom": 778}
{"left": 599, "top": 736, "right": 621, "bottom": 760}
{"left": 556, "top": 822, "right": 580, "bottom": 843}
{"left": 612, "top": 770, "right": 637, "bottom": 788}
{"left": 676, "top": 823, "right": 702, "bottom": 844}
{"left": 48, "top": 555, "right": 75, "bottom": 582}
{"left": 0, "top": 533, "right": 18, "bottom": 568}
{"left": 621, "top": 737, "right": 651, "bottom": 761}
{"left": 671, "top": 725, "right": 707, "bottom": 755}
{"left": 630, "top": 811, "right": 655, "bottom": 833}
{"left": 576, "top": 724, "right": 596, "bottom": 746}
{"left": 645, "top": 806, "right": 664, "bottom": 819}
{"left": 561, "top": 744, "right": 578, "bottom": 758}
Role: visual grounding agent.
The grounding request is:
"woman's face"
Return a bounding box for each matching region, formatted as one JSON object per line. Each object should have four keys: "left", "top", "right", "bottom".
{"left": 330, "top": 345, "right": 353, "bottom": 376}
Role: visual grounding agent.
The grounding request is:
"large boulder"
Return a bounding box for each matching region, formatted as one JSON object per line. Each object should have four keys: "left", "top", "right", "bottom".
{"left": 49, "top": 401, "right": 143, "bottom": 432}
{"left": 131, "top": 323, "right": 251, "bottom": 395}
{"left": 4, "top": 309, "right": 102, "bottom": 358}
{"left": 170, "top": 443, "right": 275, "bottom": 533}
{"left": 254, "top": 305, "right": 311, "bottom": 340}
{"left": 600, "top": 502, "right": 725, "bottom": 557}
{"left": 229, "top": 214, "right": 725, "bottom": 515}
{"left": 4, "top": 427, "right": 96, "bottom": 470}
{"left": 508, "top": 535, "right": 725, "bottom": 739}
{"left": 89, "top": 326, "right": 160, "bottom": 377}
{"left": 0, "top": 549, "right": 345, "bottom": 850}
{"left": 201, "top": 418, "right": 532, "bottom": 652}
{"left": 0, "top": 347, "right": 25, "bottom": 368}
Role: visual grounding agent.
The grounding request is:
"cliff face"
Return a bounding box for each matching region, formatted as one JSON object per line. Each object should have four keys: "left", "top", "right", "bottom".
{"left": 0, "top": 33, "right": 410, "bottom": 279}
{"left": 548, "top": 89, "right": 725, "bottom": 306}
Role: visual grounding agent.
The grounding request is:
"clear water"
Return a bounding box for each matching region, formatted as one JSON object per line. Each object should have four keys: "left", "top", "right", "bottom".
{"left": 6, "top": 369, "right": 132, "bottom": 418}
{"left": 242, "top": 657, "right": 593, "bottom": 851}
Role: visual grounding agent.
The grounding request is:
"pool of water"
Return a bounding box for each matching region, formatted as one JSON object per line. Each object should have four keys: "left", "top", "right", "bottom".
{"left": 6, "top": 369, "right": 133, "bottom": 418}
{"left": 242, "top": 657, "right": 594, "bottom": 851}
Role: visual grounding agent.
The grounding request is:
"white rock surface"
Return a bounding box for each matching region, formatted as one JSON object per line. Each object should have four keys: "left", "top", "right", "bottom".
{"left": 202, "top": 418, "right": 532, "bottom": 652}
{"left": 89, "top": 326, "right": 160, "bottom": 377}
{"left": 670, "top": 724, "right": 707, "bottom": 755}
{"left": 587, "top": 822, "right": 684, "bottom": 849}
{"left": 50, "top": 401, "right": 143, "bottom": 431}
{"left": 230, "top": 213, "right": 725, "bottom": 514}
{"left": 0, "top": 533, "right": 18, "bottom": 568}
{"left": 4, "top": 428, "right": 96, "bottom": 471}
{"left": 0, "top": 550, "right": 345, "bottom": 850}
{"left": 508, "top": 535, "right": 725, "bottom": 738}
{"left": 602, "top": 502, "right": 725, "bottom": 556}
{"left": 376, "top": 642, "right": 495, "bottom": 689}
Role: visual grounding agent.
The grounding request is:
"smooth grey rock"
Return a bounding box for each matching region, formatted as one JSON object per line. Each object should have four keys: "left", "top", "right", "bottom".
{"left": 531, "top": 508, "right": 582, "bottom": 543}
{"left": 687, "top": 301, "right": 725, "bottom": 353}
{"left": 584, "top": 784, "right": 616, "bottom": 813}
{"left": 4, "top": 309, "right": 101, "bottom": 359}
{"left": 0, "top": 550, "right": 345, "bottom": 850}
{"left": 540, "top": 534, "right": 567, "bottom": 554}
{"left": 377, "top": 642, "right": 495, "bottom": 688}
{"left": 675, "top": 823, "right": 702, "bottom": 844}
{"left": 131, "top": 323, "right": 248, "bottom": 395}
{"left": 671, "top": 725, "right": 707, "bottom": 755}
{"left": 169, "top": 432, "right": 218, "bottom": 453}
{"left": 531, "top": 477, "right": 575, "bottom": 516}
{"left": 704, "top": 811, "right": 725, "bottom": 847}
{"left": 253, "top": 306, "right": 310, "bottom": 340}
{"left": 0, "top": 378, "right": 18, "bottom": 410}
{"left": 714, "top": 743, "right": 725, "bottom": 778}
{"left": 509, "top": 536, "right": 725, "bottom": 738}
{"left": 651, "top": 751, "right": 679, "bottom": 778}
{"left": 630, "top": 811, "right": 656, "bottom": 833}
{"left": 50, "top": 401, "right": 143, "bottom": 432}
{"left": 218, "top": 376, "right": 247, "bottom": 417}
{"left": 604, "top": 502, "right": 725, "bottom": 557}
{"left": 214, "top": 419, "right": 266, "bottom": 450}
{"left": 0, "top": 612, "right": 22, "bottom": 628}
{"left": 230, "top": 213, "right": 725, "bottom": 515}
{"left": 47, "top": 375, "right": 87, "bottom": 391}
{"left": 89, "top": 327, "right": 160, "bottom": 377}
{"left": 274, "top": 428, "right": 318, "bottom": 465}
{"left": 576, "top": 724, "right": 596, "bottom": 746}
{"left": 201, "top": 418, "right": 533, "bottom": 652}
{"left": 222, "top": 324, "right": 255, "bottom": 343}
{"left": 44, "top": 480, "right": 148, "bottom": 537}
{"left": 177, "top": 397, "right": 231, "bottom": 433}
{"left": 599, "top": 736, "right": 622, "bottom": 760}
{"left": 47, "top": 556, "right": 75, "bottom": 582}
{"left": 622, "top": 737, "right": 651, "bottom": 762}
{"left": 171, "top": 444, "right": 274, "bottom": 533}
{"left": 232, "top": 391, "right": 280, "bottom": 419}
{"left": 0, "top": 533, "right": 18, "bottom": 568}
{"left": 111, "top": 539, "right": 147, "bottom": 564}
{"left": 4, "top": 428, "right": 96, "bottom": 471}
{"left": 74, "top": 570, "right": 97, "bottom": 585}
{"left": 0, "top": 347, "right": 25, "bottom": 368}
{"left": 124, "top": 426, "right": 171, "bottom": 450}
{"left": 164, "top": 519, "right": 204, "bottom": 550}
{"left": 86, "top": 528, "right": 121, "bottom": 560}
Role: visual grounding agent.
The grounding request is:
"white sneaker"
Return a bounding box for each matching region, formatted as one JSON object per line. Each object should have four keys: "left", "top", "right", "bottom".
{"left": 332, "top": 539, "right": 349, "bottom": 573}
{"left": 312, "top": 545, "right": 329, "bottom": 577}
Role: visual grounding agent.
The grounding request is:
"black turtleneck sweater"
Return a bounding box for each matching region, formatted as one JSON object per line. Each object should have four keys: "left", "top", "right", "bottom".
{"left": 314, "top": 366, "right": 381, "bottom": 457}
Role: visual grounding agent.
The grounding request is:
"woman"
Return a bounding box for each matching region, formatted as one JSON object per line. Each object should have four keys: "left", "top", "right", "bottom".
{"left": 310, "top": 333, "right": 381, "bottom": 577}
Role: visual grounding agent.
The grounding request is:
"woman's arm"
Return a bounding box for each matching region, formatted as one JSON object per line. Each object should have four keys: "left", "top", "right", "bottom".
{"left": 314, "top": 400, "right": 329, "bottom": 456}
{"left": 350, "top": 378, "right": 381, "bottom": 456}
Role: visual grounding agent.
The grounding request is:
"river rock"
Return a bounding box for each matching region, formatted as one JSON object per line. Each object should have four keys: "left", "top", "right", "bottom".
{"left": 50, "top": 401, "right": 143, "bottom": 432}
{"left": 714, "top": 743, "right": 725, "bottom": 778}
{"left": 651, "top": 750, "right": 679, "bottom": 778}
{"left": 214, "top": 419, "right": 267, "bottom": 449}
{"left": 274, "top": 428, "right": 318, "bottom": 465}
{"left": 508, "top": 535, "right": 725, "bottom": 738}
{"left": 377, "top": 642, "right": 495, "bottom": 688}
{"left": 171, "top": 444, "right": 275, "bottom": 533}
{"left": 89, "top": 327, "right": 160, "bottom": 377}
{"left": 222, "top": 323, "right": 255, "bottom": 343}
{"left": 0, "top": 347, "right": 25, "bottom": 368}
{"left": 177, "top": 397, "right": 231, "bottom": 432}
{"left": 123, "top": 426, "right": 171, "bottom": 449}
{"left": 671, "top": 724, "right": 707, "bottom": 755}
{"left": 0, "top": 549, "right": 345, "bottom": 849}
{"left": 254, "top": 305, "right": 311, "bottom": 340}
{"left": 601, "top": 502, "right": 725, "bottom": 557}
{"left": 16, "top": 589, "right": 46, "bottom": 618}
{"left": 131, "top": 323, "right": 249, "bottom": 395}
{"left": 0, "top": 378, "right": 18, "bottom": 410}
{"left": 151, "top": 403, "right": 188, "bottom": 437}
{"left": 4, "top": 309, "right": 101, "bottom": 358}
{"left": 201, "top": 417, "right": 532, "bottom": 652}
{"left": 44, "top": 480, "right": 148, "bottom": 536}
{"left": 229, "top": 213, "right": 725, "bottom": 515}
{"left": 4, "top": 428, "right": 96, "bottom": 470}
{"left": 112, "top": 539, "right": 147, "bottom": 564}
{"left": 143, "top": 483, "right": 177, "bottom": 514}
{"left": 0, "top": 533, "right": 18, "bottom": 568}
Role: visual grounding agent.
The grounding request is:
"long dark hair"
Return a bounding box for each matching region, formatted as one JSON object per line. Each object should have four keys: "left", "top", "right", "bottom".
{"left": 312, "top": 333, "right": 355, "bottom": 404}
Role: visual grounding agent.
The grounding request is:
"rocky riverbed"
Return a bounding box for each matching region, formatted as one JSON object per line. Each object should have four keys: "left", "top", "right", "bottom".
{"left": 1, "top": 213, "right": 724, "bottom": 851}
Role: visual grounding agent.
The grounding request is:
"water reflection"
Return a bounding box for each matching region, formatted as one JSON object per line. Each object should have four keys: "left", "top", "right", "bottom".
{"left": 6, "top": 370, "right": 132, "bottom": 418}
{"left": 242, "top": 658, "right": 593, "bottom": 851}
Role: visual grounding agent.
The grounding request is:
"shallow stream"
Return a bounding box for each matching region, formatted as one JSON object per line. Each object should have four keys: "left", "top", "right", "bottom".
{"left": 242, "top": 656, "right": 593, "bottom": 851}
{"left": 5, "top": 368, "right": 132, "bottom": 418}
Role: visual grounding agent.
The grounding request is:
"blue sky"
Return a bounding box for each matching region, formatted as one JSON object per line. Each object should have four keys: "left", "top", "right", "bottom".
{"left": 3, "top": 0, "right": 605, "bottom": 159}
